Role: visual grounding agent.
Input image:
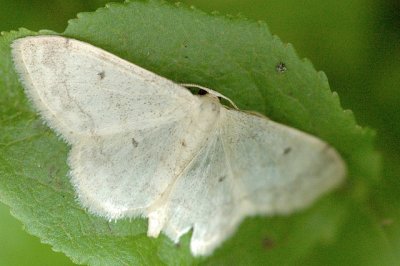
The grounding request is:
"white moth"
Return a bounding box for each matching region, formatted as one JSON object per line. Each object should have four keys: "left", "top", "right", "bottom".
{"left": 11, "top": 36, "right": 346, "bottom": 256}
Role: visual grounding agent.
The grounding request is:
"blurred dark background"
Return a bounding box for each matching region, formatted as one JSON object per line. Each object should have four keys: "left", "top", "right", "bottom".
{"left": 0, "top": 0, "right": 398, "bottom": 265}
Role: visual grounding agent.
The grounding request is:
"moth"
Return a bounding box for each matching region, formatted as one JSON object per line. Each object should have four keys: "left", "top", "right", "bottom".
{"left": 11, "top": 36, "right": 346, "bottom": 256}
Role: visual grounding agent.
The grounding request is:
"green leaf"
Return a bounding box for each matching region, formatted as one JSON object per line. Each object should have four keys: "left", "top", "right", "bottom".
{"left": 0, "top": 0, "right": 380, "bottom": 264}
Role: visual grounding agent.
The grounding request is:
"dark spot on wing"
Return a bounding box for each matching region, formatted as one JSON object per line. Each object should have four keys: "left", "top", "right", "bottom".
{"left": 218, "top": 176, "right": 226, "bottom": 182}
{"left": 64, "top": 38, "right": 70, "bottom": 46}
{"left": 98, "top": 71, "right": 105, "bottom": 80}
{"left": 131, "top": 138, "right": 139, "bottom": 148}
{"left": 261, "top": 236, "right": 275, "bottom": 250}
{"left": 322, "top": 143, "right": 331, "bottom": 152}
{"left": 283, "top": 147, "right": 292, "bottom": 155}
{"left": 181, "top": 140, "right": 187, "bottom": 147}
{"left": 276, "top": 62, "right": 287, "bottom": 73}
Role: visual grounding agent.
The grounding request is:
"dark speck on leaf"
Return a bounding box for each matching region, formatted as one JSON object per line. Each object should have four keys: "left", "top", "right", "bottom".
{"left": 276, "top": 62, "right": 287, "bottom": 73}
{"left": 98, "top": 71, "right": 105, "bottom": 80}
{"left": 381, "top": 218, "right": 394, "bottom": 227}
{"left": 218, "top": 176, "right": 226, "bottom": 182}
{"left": 131, "top": 138, "right": 138, "bottom": 148}
{"left": 283, "top": 147, "right": 292, "bottom": 155}
{"left": 261, "top": 237, "right": 275, "bottom": 250}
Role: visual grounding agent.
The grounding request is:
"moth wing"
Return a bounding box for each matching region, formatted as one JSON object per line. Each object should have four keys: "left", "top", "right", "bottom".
{"left": 11, "top": 36, "right": 196, "bottom": 143}
{"left": 219, "top": 109, "right": 346, "bottom": 214}
{"left": 148, "top": 108, "right": 346, "bottom": 256}
{"left": 69, "top": 115, "right": 196, "bottom": 219}
{"left": 12, "top": 35, "right": 203, "bottom": 219}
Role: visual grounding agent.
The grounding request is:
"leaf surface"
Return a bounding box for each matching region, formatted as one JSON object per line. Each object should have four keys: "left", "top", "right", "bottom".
{"left": 0, "top": 1, "right": 379, "bottom": 264}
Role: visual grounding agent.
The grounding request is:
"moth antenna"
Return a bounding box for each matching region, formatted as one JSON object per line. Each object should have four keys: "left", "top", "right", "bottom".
{"left": 180, "top": 83, "right": 239, "bottom": 110}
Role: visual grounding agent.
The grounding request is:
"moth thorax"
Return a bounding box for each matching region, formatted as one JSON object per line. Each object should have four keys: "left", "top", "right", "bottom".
{"left": 198, "top": 93, "right": 220, "bottom": 114}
